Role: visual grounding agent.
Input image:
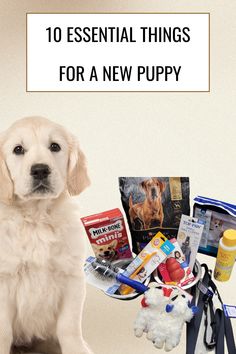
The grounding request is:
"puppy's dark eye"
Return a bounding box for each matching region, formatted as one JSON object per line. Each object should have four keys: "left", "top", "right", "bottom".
{"left": 13, "top": 145, "right": 25, "bottom": 155}
{"left": 49, "top": 142, "right": 61, "bottom": 152}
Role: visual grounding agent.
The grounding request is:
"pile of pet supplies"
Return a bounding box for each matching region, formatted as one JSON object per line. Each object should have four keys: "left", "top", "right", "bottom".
{"left": 82, "top": 177, "right": 236, "bottom": 354}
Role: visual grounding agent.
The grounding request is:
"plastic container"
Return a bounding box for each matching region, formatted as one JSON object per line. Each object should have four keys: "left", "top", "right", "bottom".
{"left": 153, "top": 260, "right": 202, "bottom": 290}
{"left": 214, "top": 229, "right": 236, "bottom": 282}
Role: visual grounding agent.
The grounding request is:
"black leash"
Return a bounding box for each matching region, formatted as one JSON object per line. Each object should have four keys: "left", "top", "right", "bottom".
{"left": 186, "top": 263, "right": 236, "bottom": 354}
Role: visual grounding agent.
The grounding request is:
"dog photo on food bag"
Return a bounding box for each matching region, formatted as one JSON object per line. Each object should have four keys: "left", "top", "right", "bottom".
{"left": 0, "top": 117, "right": 93, "bottom": 354}
{"left": 129, "top": 178, "right": 166, "bottom": 230}
{"left": 119, "top": 177, "right": 190, "bottom": 254}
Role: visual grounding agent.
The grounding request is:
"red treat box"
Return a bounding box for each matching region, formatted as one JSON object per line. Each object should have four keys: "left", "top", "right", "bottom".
{"left": 81, "top": 208, "right": 132, "bottom": 262}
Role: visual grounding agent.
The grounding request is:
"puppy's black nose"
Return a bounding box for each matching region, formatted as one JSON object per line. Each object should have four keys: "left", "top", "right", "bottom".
{"left": 30, "top": 164, "right": 51, "bottom": 180}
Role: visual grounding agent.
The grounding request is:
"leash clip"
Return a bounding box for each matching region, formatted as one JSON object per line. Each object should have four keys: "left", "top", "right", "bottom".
{"left": 198, "top": 280, "right": 214, "bottom": 301}
{"left": 205, "top": 338, "right": 216, "bottom": 350}
{"left": 208, "top": 269, "right": 212, "bottom": 277}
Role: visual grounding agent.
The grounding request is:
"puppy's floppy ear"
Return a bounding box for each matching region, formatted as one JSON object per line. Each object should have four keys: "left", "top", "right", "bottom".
{"left": 92, "top": 244, "right": 100, "bottom": 252}
{"left": 140, "top": 180, "right": 147, "bottom": 191}
{"left": 159, "top": 180, "right": 166, "bottom": 193}
{"left": 67, "top": 136, "right": 90, "bottom": 196}
{"left": 0, "top": 150, "right": 14, "bottom": 204}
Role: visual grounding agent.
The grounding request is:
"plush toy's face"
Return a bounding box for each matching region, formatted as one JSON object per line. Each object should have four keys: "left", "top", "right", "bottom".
{"left": 144, "top": 287, "right": 169, "bottom": 311}
{"left": 171, "top": 297, "right": 189, "bottom": 315}
{"left": 167, "top": 292, "right": 194, "bottom": 317}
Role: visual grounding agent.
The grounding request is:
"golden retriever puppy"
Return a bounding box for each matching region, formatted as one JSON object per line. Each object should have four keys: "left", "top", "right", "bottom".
{"left": 0, "top": 117, "right": 93, "bottom": 354}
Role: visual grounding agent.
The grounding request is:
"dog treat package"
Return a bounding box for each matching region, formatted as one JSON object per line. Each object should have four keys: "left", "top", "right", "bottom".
{"left": 157, "top": 238, "right": 195, "bottom": 287}
{"left": 117, "top": 232, "right": 174, "bottom": 296}
{"left": 119, "top": 177, "right": 190, "bottom": 254}
{"left": 119, "top": 232, "right": 175, "bottom": 293}
{"left": 81, "top": 208, "right": 132, "bottom": 261}
{"left": 193, "top": 196, "right": 236, "bottom": 257}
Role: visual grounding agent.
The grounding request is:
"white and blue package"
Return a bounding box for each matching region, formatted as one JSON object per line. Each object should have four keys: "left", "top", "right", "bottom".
{"left": 193, "top": 196, "right": 236, "bottom": 257}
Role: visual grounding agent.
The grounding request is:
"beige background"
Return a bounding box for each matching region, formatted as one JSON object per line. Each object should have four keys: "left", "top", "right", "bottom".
{"left": 0, "top": 1, "right": 236, "bottom": 353}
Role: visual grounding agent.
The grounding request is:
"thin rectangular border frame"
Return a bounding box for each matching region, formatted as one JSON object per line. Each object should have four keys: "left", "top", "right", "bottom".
{"left": 26, "top": 12, "right": 210, "bottom": 93}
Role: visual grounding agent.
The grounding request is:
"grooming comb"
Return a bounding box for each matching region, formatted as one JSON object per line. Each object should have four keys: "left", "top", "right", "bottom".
{"left": 87, "top": 258, "right": 149, "bottom": 294}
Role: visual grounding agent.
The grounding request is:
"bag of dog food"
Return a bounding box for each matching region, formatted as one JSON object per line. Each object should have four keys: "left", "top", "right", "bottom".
{"left": 193, "top": 196, "right": 236, "bottom": 257}
{"left": 119, "top": 177, "right": 190, "bottom": 254}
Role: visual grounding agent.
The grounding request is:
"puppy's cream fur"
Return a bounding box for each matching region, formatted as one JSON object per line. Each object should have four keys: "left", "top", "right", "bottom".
{"left": 0, "top": 117, "right": 92, "bottom": 354}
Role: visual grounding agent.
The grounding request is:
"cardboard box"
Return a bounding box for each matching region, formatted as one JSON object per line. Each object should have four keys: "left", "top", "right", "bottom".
{"left": 81, "top": 208, "right": 132, "bottom": 261}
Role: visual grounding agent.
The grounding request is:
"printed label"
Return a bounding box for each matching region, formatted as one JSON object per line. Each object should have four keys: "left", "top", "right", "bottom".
{"left": 169, "top": 177, "right": 182, "bottom": 201}
{"left": 194, "top": 207, "right": 212, "bottom": 248}
{"left": 89, "top": 220, "right": 123, "bottom": 239}
{"left": 223, "top": 304, "right": 236, "bottom": 318}
{"left": 161, "top": 240, "right": 175, "bottom": 255}
{"left": 177, "top": 214, "right": 204, "bottom": 270}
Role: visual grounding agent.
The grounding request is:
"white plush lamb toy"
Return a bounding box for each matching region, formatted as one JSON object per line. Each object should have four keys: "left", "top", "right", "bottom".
{"left": 149, "top": 291, "right": 197, "bottom": 351}
{"left": 134, "top": 286, "right": 172, "bottom": 338}
{"left": 134, "top": 286, "right": 198, "bottom": 352}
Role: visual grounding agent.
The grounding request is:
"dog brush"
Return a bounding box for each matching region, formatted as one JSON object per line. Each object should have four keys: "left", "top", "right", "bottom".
{"left": 90, "top": 258, "right": 149, "bottom": 294}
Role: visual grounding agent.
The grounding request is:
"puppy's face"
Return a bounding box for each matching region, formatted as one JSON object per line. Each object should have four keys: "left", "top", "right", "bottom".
{"left": 93, "top": 240, "right": 118, "bottom": 261}
{"left": 210, "top": 218, "right": 223, "bottom": 230}
{"left": 144, "top": 287, "right": 169, "bottom": 310}
{"left": 0, "top": 117, "right": 90, "bottom": 203}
